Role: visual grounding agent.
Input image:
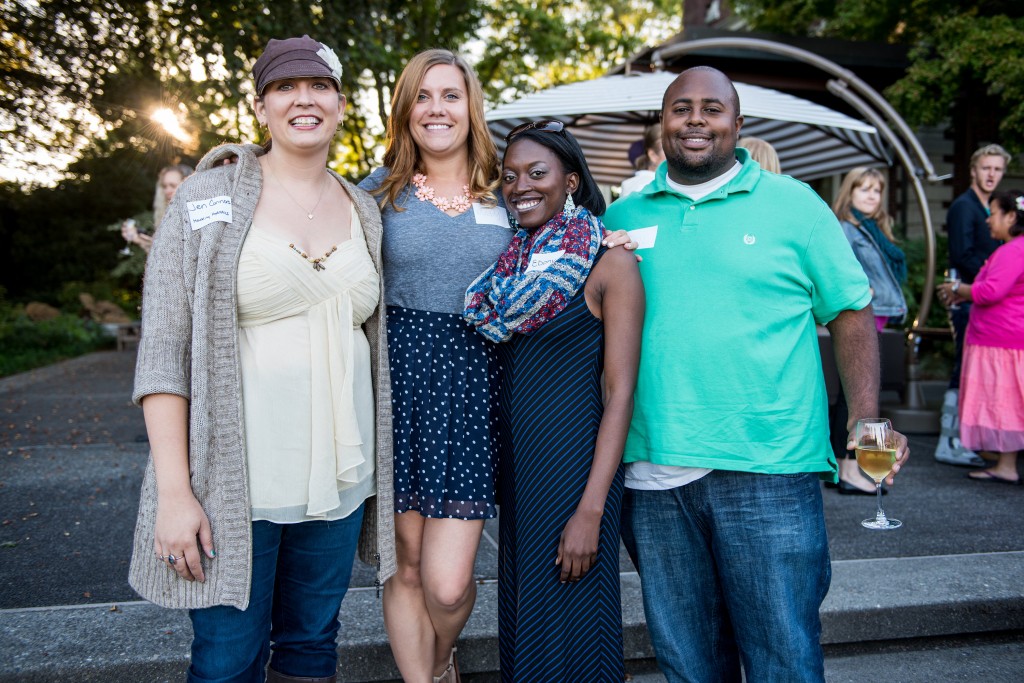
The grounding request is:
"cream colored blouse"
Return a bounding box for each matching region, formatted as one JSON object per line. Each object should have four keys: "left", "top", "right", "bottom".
{"left": 237, "top": 207, "right": 380, "bottom": 523}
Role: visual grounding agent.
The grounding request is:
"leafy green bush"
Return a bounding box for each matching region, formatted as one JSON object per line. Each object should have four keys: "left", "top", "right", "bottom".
{"left": 902, "top": 232, "right": 953, "bottom": 330}
{"left": 55, "top": 280, "right": 141, "bottom": 319}
{"left": 901, "top": 233, "right": 955, "bottom": 380}
{"left": 0, "top": 306, "right": 112, "bottom": 378}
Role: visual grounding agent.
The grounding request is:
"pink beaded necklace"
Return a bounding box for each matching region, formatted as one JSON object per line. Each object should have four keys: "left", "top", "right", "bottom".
{"left": 412, "top": 173, "right": 473, "bottom": 213}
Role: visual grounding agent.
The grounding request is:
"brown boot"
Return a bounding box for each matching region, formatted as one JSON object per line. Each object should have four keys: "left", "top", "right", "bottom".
{"left": 265, "top": 668, "right": 337, "bottom": 683}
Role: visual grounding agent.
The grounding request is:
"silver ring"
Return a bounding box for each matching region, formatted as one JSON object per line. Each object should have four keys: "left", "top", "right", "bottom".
{"left": 167, "top": 554, "right": 178, "bottom": 566}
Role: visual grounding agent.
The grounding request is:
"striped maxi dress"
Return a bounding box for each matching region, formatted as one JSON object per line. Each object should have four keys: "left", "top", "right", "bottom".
{"left": 495, "top": 268, "right": 625, "bottom": 683}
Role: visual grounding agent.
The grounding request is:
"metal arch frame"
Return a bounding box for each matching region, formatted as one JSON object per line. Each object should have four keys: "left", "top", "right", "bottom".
{"left": 651, "top": 37, "right": 942, "bottom": 332}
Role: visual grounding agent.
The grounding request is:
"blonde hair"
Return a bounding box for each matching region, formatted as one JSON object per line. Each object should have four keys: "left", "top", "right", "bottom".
{"left": 373, "top": 49, "right": 498, "bottom": 211}
{"left": 833, "top": 167, "right": 895, "bottom": 241}
{"left": 152, "top": 164, "right": 194, "bottom": 228}
{"left": 970, "top": 143, "right": 1011, "bottom": 169}
{"left": 738, "top": 137, "right": 781, "bottom": 174}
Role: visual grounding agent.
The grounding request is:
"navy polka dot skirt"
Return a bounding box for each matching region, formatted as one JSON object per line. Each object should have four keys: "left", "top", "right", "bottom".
{"left": 387, "top": 305, "right": 500, "bottom": 520}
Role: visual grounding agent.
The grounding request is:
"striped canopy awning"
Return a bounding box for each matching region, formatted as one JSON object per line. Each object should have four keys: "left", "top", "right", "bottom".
{"left": 486, "top": 72, "right": 891, "bottom": 185}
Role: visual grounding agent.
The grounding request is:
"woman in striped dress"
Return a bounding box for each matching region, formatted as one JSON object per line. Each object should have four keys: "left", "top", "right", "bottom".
{"left": 465, "top": 121, "right": 644, "bottom": 682}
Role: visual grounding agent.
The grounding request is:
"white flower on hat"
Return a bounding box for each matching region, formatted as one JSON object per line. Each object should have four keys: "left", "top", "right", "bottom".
{"left": 317, "top": 43, "right": 343, "bottom": 82}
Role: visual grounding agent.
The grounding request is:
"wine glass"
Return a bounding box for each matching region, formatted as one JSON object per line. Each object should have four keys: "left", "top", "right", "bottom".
{"left": 943, "top": 268, "right": 960, "bottom": 311}
{"left": 855, "top": 418, "right": 901, "bottom": 530}
{"left": 119, "top": 218, "right": 136, "bottom": 256}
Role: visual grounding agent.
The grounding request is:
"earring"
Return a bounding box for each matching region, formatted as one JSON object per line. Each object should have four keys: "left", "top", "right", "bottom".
{"left": 506, "top": 211, "right": 520, "bottom": 231}
{"left": 563, "top": 193, "right": 576, "bottom": 216}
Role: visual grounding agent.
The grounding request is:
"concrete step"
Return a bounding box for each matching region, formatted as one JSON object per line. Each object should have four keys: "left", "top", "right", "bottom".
{"left": 3, "top": 551, "right": 1023, "bottom": 682}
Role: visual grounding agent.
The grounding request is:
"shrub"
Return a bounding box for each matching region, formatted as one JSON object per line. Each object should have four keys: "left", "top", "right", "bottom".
{"left": 0, "top": 305, "right": 112, "bottom": 378}
{"left": 901, "top": 233, "right": 955, "bottom": 380}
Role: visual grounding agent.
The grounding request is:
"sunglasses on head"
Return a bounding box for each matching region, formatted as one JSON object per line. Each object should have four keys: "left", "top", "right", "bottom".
{"left": 504, "top": 119, "right": 565, "bottom": 143}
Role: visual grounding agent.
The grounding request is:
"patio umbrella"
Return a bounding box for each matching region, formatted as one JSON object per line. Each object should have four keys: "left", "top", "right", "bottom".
{"left": 486, "top": 72, "right": 890, "bottom": 185}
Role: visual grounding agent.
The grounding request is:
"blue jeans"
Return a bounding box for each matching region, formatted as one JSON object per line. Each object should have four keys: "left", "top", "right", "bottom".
{"left": 188, "top": 507, "right": 364, "bottom": 683}
{"left": 621, "top": 471, "right": 830, "bottom": 683}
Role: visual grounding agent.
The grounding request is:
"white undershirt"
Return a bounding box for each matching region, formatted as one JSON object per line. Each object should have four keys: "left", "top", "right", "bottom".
{"left": 624, "top": 160, "right": 742, "bottom": 491}
{"left": 664, "top": 160, "right": 741, "bottom": 200}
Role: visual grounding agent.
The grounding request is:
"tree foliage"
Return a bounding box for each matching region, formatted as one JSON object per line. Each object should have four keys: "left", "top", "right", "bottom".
{"left": 2, "top": 0, "right": 681, "bottom": 185}
{"left": 732, "top": 0, "right": 1024, "bottom": 154}
{"left": 887, "top": 14, "right": 1024, "bottom": 145}
{"left": 0, "top": 0, "right": 681, "bottom": 301}
{"left": 476, "top": 0, "right": 681, "bottom": 96}
{"left": 2, "top": 1, "right": 155, "bottom": 182}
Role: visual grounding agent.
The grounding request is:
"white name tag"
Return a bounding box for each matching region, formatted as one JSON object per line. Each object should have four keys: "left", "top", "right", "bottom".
{"left": 629, "top": 225, "right": 658, "bottom": 249}
{"left": 472, "top": 203, "right": 511, "bottom": 230}
{"left": 526, "top": 250, "right": 565, "bottom": 273}
{"left": 186, "top": 196, "right": 233, "bottom": 231}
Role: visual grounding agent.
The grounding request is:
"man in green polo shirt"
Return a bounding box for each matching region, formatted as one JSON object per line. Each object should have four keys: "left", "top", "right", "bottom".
{"left": 605, "top": 67, "right": 910, "bottom": 683}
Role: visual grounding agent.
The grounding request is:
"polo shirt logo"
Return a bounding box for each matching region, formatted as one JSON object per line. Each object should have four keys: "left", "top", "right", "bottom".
{"left": 743, "top": 233, "right": 756, "bottom": 245}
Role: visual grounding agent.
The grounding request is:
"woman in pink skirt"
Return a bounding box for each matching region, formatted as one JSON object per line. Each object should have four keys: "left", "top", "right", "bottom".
{"left": 938, "top": 189, "right": 1024, "bottom": 484}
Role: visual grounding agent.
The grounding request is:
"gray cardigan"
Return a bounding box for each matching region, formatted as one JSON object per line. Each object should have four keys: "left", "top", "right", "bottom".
{"left": 129, "top": 143, "right": 396, "bottom": 610}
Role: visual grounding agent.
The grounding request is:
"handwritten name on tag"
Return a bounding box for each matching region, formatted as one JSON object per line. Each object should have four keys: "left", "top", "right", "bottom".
{"left": 525, "top": 250, "right": 565, "bottom": 273}
{"left": 472, "top": 203, "right": 511, "bottom": 230}
{"left": 628, "top": 226, "right": 658, "bottom": 249}
{"left": 187, "top": 196, "right": 233, "bottom": 231}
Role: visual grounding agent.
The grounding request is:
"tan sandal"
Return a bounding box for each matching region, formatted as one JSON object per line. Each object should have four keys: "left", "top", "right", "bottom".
{"left": 432, "top": 645, "right": 459, "bottom": 683}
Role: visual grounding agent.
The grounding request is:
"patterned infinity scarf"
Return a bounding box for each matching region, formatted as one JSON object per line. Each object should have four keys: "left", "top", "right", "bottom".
{"left": 853, "top": 208, "right": 907, "bottom": 285}
{"left": 464, "top": 205, "right": 603, "bottom": 342}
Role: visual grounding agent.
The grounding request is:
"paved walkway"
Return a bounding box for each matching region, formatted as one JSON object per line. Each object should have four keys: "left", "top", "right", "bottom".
{"left": 1, "top": 351, "right": 1022, "bottom": 681}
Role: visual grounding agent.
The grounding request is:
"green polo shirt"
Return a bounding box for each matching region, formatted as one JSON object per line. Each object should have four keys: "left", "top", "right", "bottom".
{"left": 603, "top": 150, "right": 871, "bottom": 475}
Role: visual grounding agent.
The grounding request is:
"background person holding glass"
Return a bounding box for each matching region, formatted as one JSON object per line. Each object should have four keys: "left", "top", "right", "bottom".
{"left": 935, "top": 144, "right": 1011, "bottom": 467}
{"left": 121, "top": 164, "right": 194, "bottom": 254}
{"left": 937, "top": 189, "right": 1024, "bottom": 485}
{"left": 604, "top": 66, "right": 910, "bottom": 683}
{"left": 128, "top": 36, "right": 394, "bottom": 683}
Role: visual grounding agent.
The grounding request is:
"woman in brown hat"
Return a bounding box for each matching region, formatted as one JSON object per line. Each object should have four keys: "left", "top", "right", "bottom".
{"left": 128, "top": 35, "right": 394, "bottom": 683}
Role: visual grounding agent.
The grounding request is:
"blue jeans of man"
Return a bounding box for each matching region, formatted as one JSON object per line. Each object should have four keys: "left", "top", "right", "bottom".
{"left": 621, "top": 471, "right": 830, "bottom": 683}
{"left": 187, "top": 506, "right": 364, "bottom": 683}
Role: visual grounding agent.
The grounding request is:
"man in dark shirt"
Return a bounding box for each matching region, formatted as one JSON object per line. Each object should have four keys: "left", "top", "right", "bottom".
{"left": 935, "top": 143, "right": 1010, "bottom": 466}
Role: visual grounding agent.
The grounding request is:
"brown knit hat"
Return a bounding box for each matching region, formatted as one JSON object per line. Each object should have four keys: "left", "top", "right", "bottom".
{"left": 252, "top": 35, "right": 343, "bottom": 96}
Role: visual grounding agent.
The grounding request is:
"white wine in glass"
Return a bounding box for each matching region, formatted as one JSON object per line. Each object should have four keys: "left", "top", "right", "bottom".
{"left": 855, "top": 418, "right": 901, "bottom": 530}
{"left": 119, "top": 218, "right": 136, "bottom": 256}
{"left": 944, "top": 268, "right": 960, "bottom": 311}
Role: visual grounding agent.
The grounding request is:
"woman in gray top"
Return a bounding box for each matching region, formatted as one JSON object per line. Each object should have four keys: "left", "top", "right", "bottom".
{"left": 360, "top": 49, "right": 636, "bottom": 683}
{"left": 358, "top": 48, "right": 504, "bottom": 683}
{"left": 129, "top": 36, "right": 395, "bottom": 683}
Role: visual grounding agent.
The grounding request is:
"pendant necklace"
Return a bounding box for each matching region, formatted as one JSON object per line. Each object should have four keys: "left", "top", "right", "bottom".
{"left": 288, "top": 243, "right": 338, "bottom": 272}
{"left": 268, "top": 167, "right": 336, "bottom": 271}
{"left": 269, "top": 167, "right": 328, "bottom": 220}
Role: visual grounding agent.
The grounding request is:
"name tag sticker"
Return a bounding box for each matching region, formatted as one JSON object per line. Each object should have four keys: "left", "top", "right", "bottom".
{"left": 629, "top": 225, "right": 658, "bottom": 249}
{"left": 187, "top": 196, "right": 233, "bottom": 231}
{"left": 526, "top": 250, "right": 565, "bottom": 273}
{"left": 473, "top": 203, "right": 511, "bottom": 230}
